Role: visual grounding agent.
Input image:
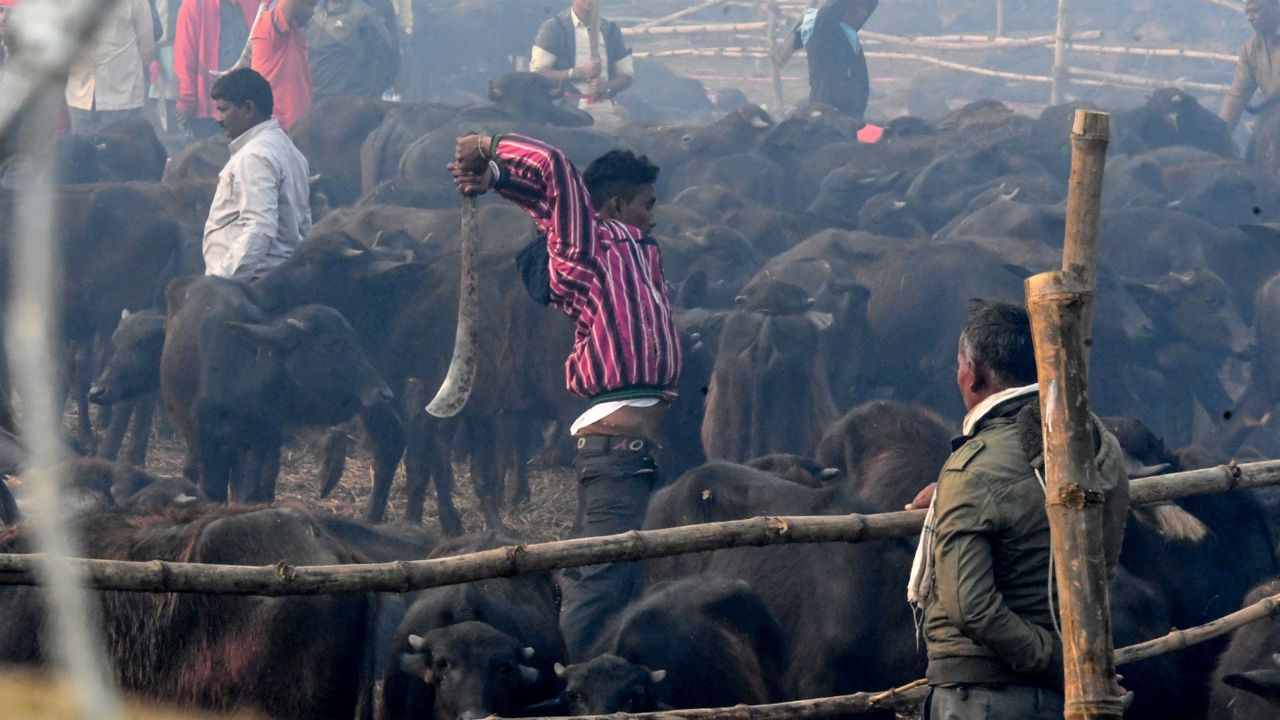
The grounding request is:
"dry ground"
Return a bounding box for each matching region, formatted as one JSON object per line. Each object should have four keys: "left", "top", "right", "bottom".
{"left": 57, "top": 406, "right": 580, "bottom": 543}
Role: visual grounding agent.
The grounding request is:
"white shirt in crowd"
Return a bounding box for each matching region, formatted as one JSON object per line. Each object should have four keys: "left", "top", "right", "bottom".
{"left": 66, "top": 0, "right": 156, "bottom": 111}
{"left": 529, "top": 9, "right": 634, "bottom": 109}
{"left": 203, "top": 118, "right": 311, "bottom": 280}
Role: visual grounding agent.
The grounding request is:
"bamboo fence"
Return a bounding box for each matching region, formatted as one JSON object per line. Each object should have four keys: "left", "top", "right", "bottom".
{"left": 0, "top": 459, "right": 1277, "bottom": 597}
{"left": 511, "top": 586, "right": 1280, "bottom": 720}
{"left": 618, "top": 0, "right": 1241, "bottom": 104}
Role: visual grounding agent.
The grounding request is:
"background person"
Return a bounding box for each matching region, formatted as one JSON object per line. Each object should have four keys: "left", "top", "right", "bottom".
{"left": 174, "top": 0, "right": 258, "bottom": 140}
{"left": 910, "top": 300, "right": 1129, "bottom": 720}
{"left": 306, "top": 0, "right": 399, "bottom": 99}
{"left": 1221, "top": 0, "right": 1280, "bottom": 131}
{"left": 802, "top": 0, "right": 878, "bottom": 120}
{"left": 203, "top": 68, "right": 311, "bottom": 280}
{"left": 65, "top": 0, "right": 157, "bottom": 133}
{"left": 249, "top": 0, "right": 317, "bottom": 130}
{"left": 529, "top": 0, "right": 634, "bottom": 127}
{"left": 449, "top": 135, "right": 680, "bottom": 660}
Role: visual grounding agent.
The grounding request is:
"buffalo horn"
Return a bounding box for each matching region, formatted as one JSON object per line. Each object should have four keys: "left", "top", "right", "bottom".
{"left": 426, "top": 194, "right": 482, "bottom": 417}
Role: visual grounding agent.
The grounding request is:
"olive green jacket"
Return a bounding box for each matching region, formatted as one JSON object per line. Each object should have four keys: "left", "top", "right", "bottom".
{"left": 923, "top": 393, "right": 1129, "bottom": 688}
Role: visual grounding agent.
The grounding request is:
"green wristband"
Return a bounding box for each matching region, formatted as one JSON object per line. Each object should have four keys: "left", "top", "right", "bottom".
{"left": 489, "top": 134, "right": 503, "bottom": 159}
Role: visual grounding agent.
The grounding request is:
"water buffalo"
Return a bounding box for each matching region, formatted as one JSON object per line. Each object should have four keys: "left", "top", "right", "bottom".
{"left": 160, "top": 276, "right": 391, "bottom": 503}
{"left": 645, "top": 462, "right": 922, "bottom": 700}
{"left": 390, "top": 621, "right": 543, "bottom": 720}
{"left": 0, "top": 505, "right": 376, "bottom": 719}
{"left": 90, "top": 309, "right": 165, "bottom": 466}
{"left": 815, "top": 400, "right": 953, "bottom": 512}
{"left": 1210, "top": 578, "right": 1280, "bottom": 720}
{"left": 381, "top": 532, "right": 567, "bottom": 720}
{"left": 579, "top": 575, "right": 788, "bottom": 709}
{"left": 701, "top": 279, "right": 837, "bottom": 463}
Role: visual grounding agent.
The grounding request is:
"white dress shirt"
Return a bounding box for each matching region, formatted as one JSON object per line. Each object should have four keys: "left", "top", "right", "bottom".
{"left": 203, "top": 118, "right": 311, "bottom": 280}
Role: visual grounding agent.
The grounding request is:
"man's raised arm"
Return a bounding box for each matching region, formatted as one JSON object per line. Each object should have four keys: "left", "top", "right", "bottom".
{"left": 450, "top": 133, "right": 600, "bottom": 264}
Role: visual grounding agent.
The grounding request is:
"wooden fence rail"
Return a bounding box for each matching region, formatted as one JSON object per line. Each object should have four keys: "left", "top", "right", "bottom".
{"left": 514, "top": 587, "right": 1280, "bottom": 720}
{"left": 0, "top": 460, "right": 1275, "bottom": 596}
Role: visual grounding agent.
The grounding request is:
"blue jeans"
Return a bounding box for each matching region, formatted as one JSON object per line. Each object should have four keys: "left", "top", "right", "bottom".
{"left": 928, "top": 685, "right": 1065, "bottom": 720}
{"left": 559, "top": 442, "right": 657, "bottom": 660}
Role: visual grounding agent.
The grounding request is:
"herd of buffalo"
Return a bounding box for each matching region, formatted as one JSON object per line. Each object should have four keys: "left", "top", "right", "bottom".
{"left": 2, "top": 65, "right": 1280, "bottom": 719}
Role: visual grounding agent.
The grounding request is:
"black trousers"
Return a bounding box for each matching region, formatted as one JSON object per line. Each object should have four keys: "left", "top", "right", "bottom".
{"left": 558, "top": 439, "right": 657, "bottom": 660}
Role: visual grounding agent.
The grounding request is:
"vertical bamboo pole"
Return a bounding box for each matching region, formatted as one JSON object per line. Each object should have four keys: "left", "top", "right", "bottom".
{"left": 1051, "top": 0, "right": 1069, "bottom": 104}
{"left": 1025, "top": 110, "right": 1122, "bottom": 720}
{"left": 766, "top": 2, "right": 786, "bottom": 113}
{"left": 996, "top": 0, "right": 1006, "bottom": 36}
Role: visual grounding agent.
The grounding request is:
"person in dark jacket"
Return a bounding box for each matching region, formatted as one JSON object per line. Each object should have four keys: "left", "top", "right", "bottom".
{"left": 306, "top": 0, "right": 398, "bottom": 98}
{"left": 802, "top": 0, "right": 877, "bottom": 120}
{"left": 907, "top": 300, "right": 1129, "bottom": 720}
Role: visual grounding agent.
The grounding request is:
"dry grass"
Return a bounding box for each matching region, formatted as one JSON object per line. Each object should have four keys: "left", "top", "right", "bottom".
{"left": 70, "top": 406, "right": 580, "bottom": 544}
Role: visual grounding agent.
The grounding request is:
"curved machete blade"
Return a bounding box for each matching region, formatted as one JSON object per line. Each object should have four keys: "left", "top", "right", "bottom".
{"left": 426, "top": 195, "right": 480, "bottom": 418}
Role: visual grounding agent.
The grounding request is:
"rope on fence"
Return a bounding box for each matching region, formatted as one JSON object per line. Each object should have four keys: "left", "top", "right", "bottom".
{"left": 514, "top": 588, "right": 1280, "bottom": 720}
{"left": 0, "top": 460, "right": 1276, "bottom": 596}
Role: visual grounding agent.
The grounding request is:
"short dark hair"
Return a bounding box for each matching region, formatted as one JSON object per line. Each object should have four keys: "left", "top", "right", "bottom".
{"left": 959, "top": 299, "right": 1037, "bottom": 388}
{"left": 210, "top": 68, "right": 274, "bottom": 118}
{"left": 583, "top": 150, "right": 659, "bottom": 208}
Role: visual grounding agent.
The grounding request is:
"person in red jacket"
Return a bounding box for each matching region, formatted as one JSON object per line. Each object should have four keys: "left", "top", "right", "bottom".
{"left": 249, "top": 0, "right": 315, "bottom": 130}
{"left": 174, "top": 0, "right": 258, "bottom": 140}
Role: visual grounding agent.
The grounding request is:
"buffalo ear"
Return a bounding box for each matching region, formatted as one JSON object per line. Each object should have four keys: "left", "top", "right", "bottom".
{"left": 225, "top": 321, "right": 299, "bottom": 349}
{"left": 553, "top": 662, "right": 567, "bottom": 679}
{"left": 649, "top": 669, "right": 667, "bottom": 684}
{"left": 518, "top": 664, "right": 540, "bottom": 685}
{"left": 366, "top": 260, "right": 428, "bottom": 291}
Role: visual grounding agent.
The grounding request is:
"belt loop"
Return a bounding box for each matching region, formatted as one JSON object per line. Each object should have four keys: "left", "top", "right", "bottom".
{"left": 576, "top": 437, "right": 586, "bottom": 450}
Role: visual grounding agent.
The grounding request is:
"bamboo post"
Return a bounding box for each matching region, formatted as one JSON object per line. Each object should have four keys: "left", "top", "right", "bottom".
{"left": 1025, "top": 109, "right": 1120, "bottom": 720}
{"left": 1051, "top": 0, "right": 1070, "bottom": 104}
{"left": 766, "top": 2, "right": 786, "bottom": 113}
{"left": 996, "top": 0, "right": 1005, "bottom": 36}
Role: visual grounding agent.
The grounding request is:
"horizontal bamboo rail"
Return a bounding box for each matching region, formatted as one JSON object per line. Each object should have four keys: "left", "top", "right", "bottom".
{"left": 630, "top": 0, "right": 735, "bottom": 31}
{"left": 622, "top": 21, "right": 768, "bottom": 37}
{"left": 1114, "top": 589, "right": 1280, "bottom": 666}
{"left": 862, "top": 29, "right": 1102, "bottom": 50}
{"left": 521, "top": 680, "right": 931, "bottom": 720}
{"left": 514, "top": 588, "right": 1280, "bottom": 720}
{"left": 866, "top": 51, "right": 1053, "bottom": 83}
{"left": 633, "top": 48, "right": 769, "bottom": 60}
{"left": 1067, "top": 43, "right": 1236, "bottom": 63}
{"left": 0, "top": 460, "right": 1275, "bottom": 596}
{"left": 1067, "top": 66, "right": 1230, "bottom": 94}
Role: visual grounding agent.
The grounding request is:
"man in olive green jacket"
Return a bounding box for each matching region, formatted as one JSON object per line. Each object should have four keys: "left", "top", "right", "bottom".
{"left": 907, "top": 299, "right": 1129, "bottom": 720}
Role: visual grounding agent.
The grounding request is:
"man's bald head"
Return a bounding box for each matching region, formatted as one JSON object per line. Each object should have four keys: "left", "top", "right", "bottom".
{"left": 1247, "top": 0, "right": 1280, "bottom": 36}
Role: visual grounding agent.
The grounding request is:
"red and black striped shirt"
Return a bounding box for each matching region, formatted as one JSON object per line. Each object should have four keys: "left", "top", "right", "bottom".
{"left": 494, "top": 134, "right": 681, "bottom": 402}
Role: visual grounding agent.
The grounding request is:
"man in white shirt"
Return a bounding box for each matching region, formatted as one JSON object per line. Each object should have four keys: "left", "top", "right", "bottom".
{"left": 203, "top": 68, "right": 311, "bottom": 280}
{"left": 66, "top": 0, "right": 157, "bottom": 133}
{"left": 529, "top": 0, "right": 633, "bottom": 127}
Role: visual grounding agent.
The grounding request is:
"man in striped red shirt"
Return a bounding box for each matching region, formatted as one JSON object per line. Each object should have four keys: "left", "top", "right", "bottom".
{"left": 451, "top": 133, "right": 681, "bottom": 659}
